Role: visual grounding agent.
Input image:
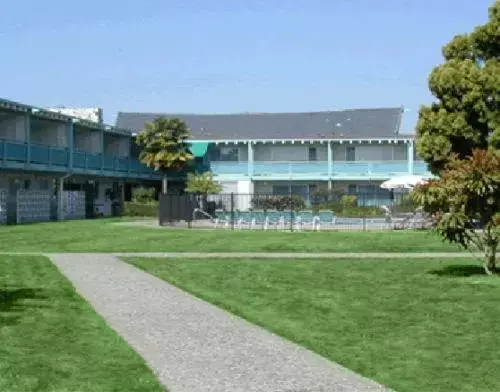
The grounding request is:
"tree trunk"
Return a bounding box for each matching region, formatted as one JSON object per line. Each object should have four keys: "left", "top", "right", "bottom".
{"left": 162, "top": 175, "right": 168, "bottom": 194}
{"left": 483, "top": 244, "right": 497, "bottom": 275}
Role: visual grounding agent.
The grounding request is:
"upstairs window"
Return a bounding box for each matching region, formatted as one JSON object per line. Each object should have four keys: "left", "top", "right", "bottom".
{"left": 209, "top": 146, "right": 239, "bottom": 161}
{"left": 308, "top": 147, "right": 317, "bottom": 161}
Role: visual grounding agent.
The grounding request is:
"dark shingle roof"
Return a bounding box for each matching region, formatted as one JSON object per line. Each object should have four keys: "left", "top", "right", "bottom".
{"left": 116, "top": 107, "right": 404, "bottom": 140}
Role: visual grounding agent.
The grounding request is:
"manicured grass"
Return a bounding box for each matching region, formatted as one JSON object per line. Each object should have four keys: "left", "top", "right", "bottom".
{"left": 0, "top": 218, "right": 462, "bottom": 253}
{"left": 0, "top": 255, "right": 165, "bottom": 392}
{"left": 125, "top": 256, "right": 500, "bottom": 392}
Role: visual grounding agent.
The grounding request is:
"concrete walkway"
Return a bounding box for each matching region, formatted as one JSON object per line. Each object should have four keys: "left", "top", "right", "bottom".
{"left": 49, "top": 253, "right": 392, "bottom": 392}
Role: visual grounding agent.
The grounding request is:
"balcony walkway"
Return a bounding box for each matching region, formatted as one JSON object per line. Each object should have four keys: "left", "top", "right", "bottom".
{"left": 210, "top": 160, "right": 431, "bottom": 180}
{"left": 0, "top": 138, "right": 159, "bottom": 179}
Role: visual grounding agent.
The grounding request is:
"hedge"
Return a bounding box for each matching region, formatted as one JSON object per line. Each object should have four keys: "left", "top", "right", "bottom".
{"left": 124, "top": 202, "right": 158, "bottom": 217}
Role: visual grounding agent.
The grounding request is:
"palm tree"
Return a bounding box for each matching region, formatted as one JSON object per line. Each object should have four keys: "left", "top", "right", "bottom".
{"left": 136, "top": 117, "right": 193, "bottom": 194}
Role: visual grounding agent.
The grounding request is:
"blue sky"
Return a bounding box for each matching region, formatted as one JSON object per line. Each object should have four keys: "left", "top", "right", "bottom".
{"left": 0, "top": 0, "right": 494, "bottom": 132}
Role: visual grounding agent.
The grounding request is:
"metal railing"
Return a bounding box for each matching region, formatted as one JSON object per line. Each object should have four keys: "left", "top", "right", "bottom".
{"left": 208, "top": 160, "right": 430, "bottom": 177}
{"left": 0, "top": 138, "right": 157, "bottom": 177}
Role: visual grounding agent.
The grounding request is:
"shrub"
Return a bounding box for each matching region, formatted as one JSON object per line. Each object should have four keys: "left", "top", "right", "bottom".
{"left": 251, "top": 195, "right": 306, "bottom": 211}
{"left": 124, "top": 201, "right": 158, "bottom": 217}
{"left": 341, "top": 195, "right": 358, "bottom": 208}
{"left": 311, "top": 188, "right": 344, "bottom": 204}
{"left": 131, "top": 187, "right": 156, "bottom": 204}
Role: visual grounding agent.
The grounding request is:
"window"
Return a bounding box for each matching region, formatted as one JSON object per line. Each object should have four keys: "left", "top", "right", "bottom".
{"left": 346, "top": 146, "right": 356, "bottom": 161}
{"left": 273, "top": 185, "right": 289, "bottom": 195}
{"left": 209, "top": 146, "right": 239, "bottom": 161}
{"left": 308, "top": 147, "right": 317, "bottom": 161}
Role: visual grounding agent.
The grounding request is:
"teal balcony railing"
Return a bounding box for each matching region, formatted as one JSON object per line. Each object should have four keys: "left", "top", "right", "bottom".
{"left": 209, "top": 160, "right": 431, "bottom": 178}
{"left": 0, "top": 139, "right": 157, "bottom": 178}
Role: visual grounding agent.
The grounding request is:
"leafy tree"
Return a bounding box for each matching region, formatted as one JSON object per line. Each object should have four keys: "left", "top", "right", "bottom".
{"left": 185, "top": 171, "right": 223, "bottom": 212}
{"left": 136, "top": 117, "right": 193, "bottom": 193}
{"left": 184, "top": 171, "right": 223, "bottom": 195}
{"left": 414, "top": 1, "right": 500, "bottom": 274}
{"left": 413, "top": 151, "right": 499, "bottom": 274}
{"left": 415, "top": 0, "right": 500, "bottom": 174}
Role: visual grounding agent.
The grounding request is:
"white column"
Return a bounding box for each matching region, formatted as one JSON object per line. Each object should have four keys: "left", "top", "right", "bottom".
{"left": 247, "top": 141, "right": 254, "bottom": 177}
{"left": 407, "top": 140, "right": 414, "bottom": 174}
{"left": 327, "top": 141, "right": 333, "bottom": 179}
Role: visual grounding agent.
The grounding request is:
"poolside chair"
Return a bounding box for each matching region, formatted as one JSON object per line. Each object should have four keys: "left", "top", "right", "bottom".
{"left": 317, "top": 210, "right": 336, "bottom": 230}
{"left": 250, "top": 210, "right": 266, "bottom": 230}
{"left": 381, "top": 205, "right": 411, "bottom": 230}
{"left": 214, "top": 209, "right": 230, "bottom": 229}
{"left": 297, "top": 210, "right": 316, "bottom": 231}
{"left": 265, "top": 210, "right": 281, "bottom": 230}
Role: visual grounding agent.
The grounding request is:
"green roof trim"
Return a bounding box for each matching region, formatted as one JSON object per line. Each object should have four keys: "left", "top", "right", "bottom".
{"left": 190, "top": 142, "right": 209, "bottom": 157}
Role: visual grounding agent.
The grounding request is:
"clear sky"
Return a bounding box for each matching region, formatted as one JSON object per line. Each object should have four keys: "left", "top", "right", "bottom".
{"left": 0, "top": 0, "right": 494, "bottom": 132}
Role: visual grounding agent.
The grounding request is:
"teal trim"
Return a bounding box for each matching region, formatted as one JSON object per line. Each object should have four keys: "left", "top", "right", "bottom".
{"left": 190, "top": 142, "right": 209, "bottom": 157}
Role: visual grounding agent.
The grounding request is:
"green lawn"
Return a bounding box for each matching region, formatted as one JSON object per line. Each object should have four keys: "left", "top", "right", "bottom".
{"left": 0, "top": 255, "right": 165, "bottom": 392}
{"left": 0, "top": 218, "right": 462, "bottom": 253}
{"left": 125, "top": 256, "right": 500, "bottom": 392}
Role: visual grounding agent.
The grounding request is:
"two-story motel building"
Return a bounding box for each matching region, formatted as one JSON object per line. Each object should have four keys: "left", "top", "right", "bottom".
{"left": 117, "top": 107, "right": 431, "bottom": 206}
{"left": 0, "top": 98, "right": 162, "bottom": 224}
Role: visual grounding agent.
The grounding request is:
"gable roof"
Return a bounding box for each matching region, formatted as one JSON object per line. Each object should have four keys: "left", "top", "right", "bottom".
{"left": 116, "top": 107, "right": 404, "bottom": 140}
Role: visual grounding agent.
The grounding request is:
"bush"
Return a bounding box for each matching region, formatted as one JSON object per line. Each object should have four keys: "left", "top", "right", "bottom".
{"left": 131, "top": 187, "right": 156, "bottom": 204}
{"left": 310, "top": 189, "right": 344, "bottom": 204}
{"left": 124, "top": 201, "right": 158, "bottom": 217}
{"left": 251, "top": 195, "right": 306, "bottom": 211}
{"left": 395, "top": 194, "right": 416, "bottom": 213}
{"left": 341, "top": 195, "right": 358, "bottom": 208}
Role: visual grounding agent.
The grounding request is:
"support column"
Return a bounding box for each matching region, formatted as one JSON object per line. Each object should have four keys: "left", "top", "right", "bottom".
{"left": 327, "top": 141, "right": 333, "bottom": 179}
{"left": 247, "top": 141, "right": 254, "bottom": 177}
{"left": 67, "top": 122, "right": 74, "bottom": 170}
{"left": 100, "top": 129, "right": 104, "bottom": 171}
{"left": 25, "top": 114, "right": 31, "bottom": 166}
{"left": 120, "top": 180, "right": 125, "bottom": 216}
{"left": 328, "top": 180, "right": 333, "bottom": 190}
{"left": 57, "top": 178, "right": 65, "bottom": 220}
{"left": 407, "top": 140, "right": 414, "bottom": 174}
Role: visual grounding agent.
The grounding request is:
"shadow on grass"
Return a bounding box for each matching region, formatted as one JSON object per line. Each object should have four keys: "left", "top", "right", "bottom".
{"left": 429, "top": 265, "right": 486, "bottom": 277}
{"left": 0, "top": 288, "right": 49, "bottom": 326}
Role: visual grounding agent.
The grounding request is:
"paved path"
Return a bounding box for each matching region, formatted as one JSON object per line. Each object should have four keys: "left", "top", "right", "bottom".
{"left": 49, "top": 253, "right": 392, "bottom": 392}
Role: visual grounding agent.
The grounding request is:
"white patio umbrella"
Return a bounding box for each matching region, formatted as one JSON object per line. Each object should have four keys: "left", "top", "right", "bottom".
{"left": 380, "top": 175, "right": 427, "bottom": 190}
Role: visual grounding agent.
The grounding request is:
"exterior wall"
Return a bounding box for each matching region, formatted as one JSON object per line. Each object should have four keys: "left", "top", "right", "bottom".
{"left": 0, "top": 114, "right": 26, "bottom": 141}
{"left": 17, "top": 190, "right": 51, "bottom": 223}
{"left": 74, "top": 127, "right": 101, "bottom": 153}
{"left": 94, "top": 181, "right": 114, "bottom": 216}
{"left": 63, "top": 191, "right": 86, "bottom": 219}
{"left": 253, "top": 180, "right": 329, "bottom": 194}
{"left": 253, "top": 143, "right": 327, "bottom": 161}
{"left": 0, "top": 172, "right": 55, "bottom": 191}
{"left": 332, "top": 143, "right": 406, "bottom": 161}
{"left": 104, "top": 134, "right": 130, "bottom": 157}
{"left": 31, "top": 121, "right": 67, "bottom": 147}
